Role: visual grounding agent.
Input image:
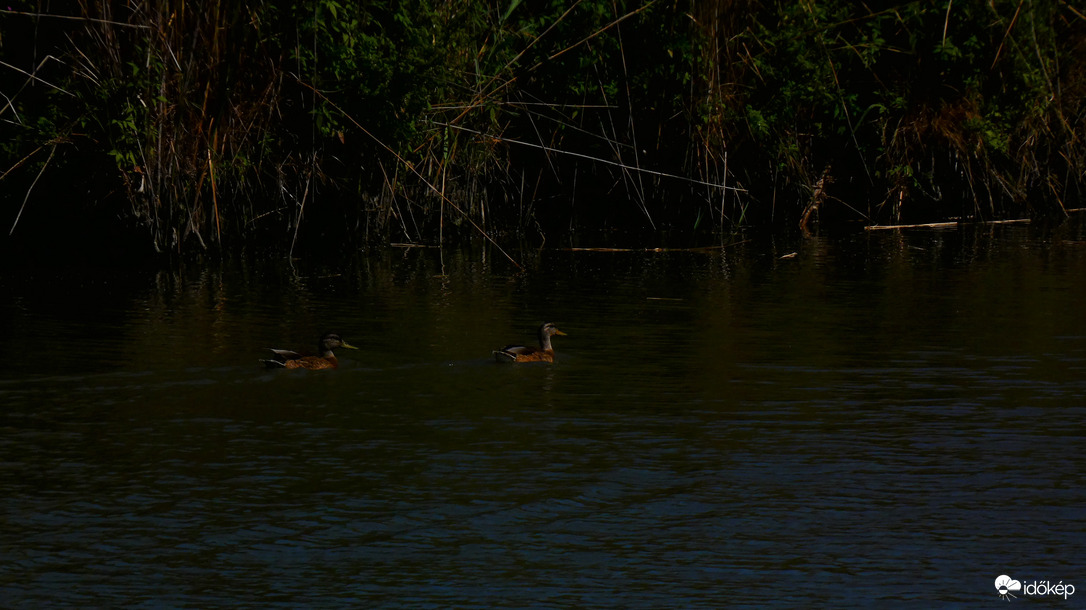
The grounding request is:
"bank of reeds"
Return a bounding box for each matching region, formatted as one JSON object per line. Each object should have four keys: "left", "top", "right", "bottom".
{"left": 1, "top": 1, "right": 1084, "bottom": 257}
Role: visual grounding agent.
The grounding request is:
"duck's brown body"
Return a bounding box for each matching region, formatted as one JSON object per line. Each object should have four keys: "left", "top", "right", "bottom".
{"left": 263, "top": 333, "right": 357, "bottom": 370}
{"left": 275, "top": 353, "right": 341, "bottom": 370}
{"left": 495, "top": 345, "right": 557, "bottom": 363}
{"left": 494, "top": 323, "right": 566, "bottom": 363}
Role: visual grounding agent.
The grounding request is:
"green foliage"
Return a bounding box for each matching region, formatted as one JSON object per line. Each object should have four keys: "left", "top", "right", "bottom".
{"left": 0, "top": 0, "right": 1083, "bottom": 254}
{"left": 720, "top": 0, "right": 1083, "bottom": 221}
{"left": 283, "top": 1, "right": 443, "bottom": 146}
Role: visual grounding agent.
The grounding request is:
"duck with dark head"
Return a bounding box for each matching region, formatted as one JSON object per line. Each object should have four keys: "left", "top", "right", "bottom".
{"left": 262, "top": 333, "right": 358, "bottom": 370}
{"left": 493, "top": 322, "right": 567, "bottom": 363}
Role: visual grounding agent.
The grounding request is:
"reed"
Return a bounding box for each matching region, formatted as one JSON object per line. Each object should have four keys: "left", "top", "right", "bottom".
{"left": 699, "top": 0, "right": 1086, "bottom": 226}
{"left": 0, "top": 0, "right": 1083, "bottom": 259}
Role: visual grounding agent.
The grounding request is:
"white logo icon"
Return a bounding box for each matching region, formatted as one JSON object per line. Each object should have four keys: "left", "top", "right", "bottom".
{"left": 995, "top": 575, "right": 1022, "bottom": 601}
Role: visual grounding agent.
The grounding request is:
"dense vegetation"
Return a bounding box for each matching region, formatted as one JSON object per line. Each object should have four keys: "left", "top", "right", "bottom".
{"left": 2, "top": 1, "right": 1084, "bottom": 257}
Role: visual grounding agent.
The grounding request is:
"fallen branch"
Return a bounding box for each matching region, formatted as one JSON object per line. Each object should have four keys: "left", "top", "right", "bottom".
{"left": 865, "top": 218, "right": 1031, "bottom": 230}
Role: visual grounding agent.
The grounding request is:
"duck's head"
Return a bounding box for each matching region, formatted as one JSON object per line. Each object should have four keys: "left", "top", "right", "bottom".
{"left": 539, "top": 322, "right": 567, "bottom": 338}
{"left": 318, "top": 333, "right": 358, "bottom": 355}
{"left": 537, "top": 322, "right": 566, "bottom": 349}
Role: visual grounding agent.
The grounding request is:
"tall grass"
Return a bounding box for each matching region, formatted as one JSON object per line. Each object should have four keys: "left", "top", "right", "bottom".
{"left": 699, "top": 0, "right": 1086, "bottom": 226}
{"left": 1, "top": 0, "right": 1083, "bottom": 258}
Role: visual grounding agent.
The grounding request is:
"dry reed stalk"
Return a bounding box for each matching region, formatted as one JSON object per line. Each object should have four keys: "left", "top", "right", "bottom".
{"left": 611, "top": 14, "right": 652, "bottom": 227}
{"left": 288, "top": 174, "right": 312, "bottom": 261}
{"left": 990, "top": 0, "right": 1026, "bottom": 70}
{"left": 0, "top": 8, "right": 150, "bottom": 29}
{"left": 292, "top": 78, "right": 523, "bottom": 269}
{"left": 0, "top": 55, "right": 75, "bottom": 104}
{"left": 434, "top": 122, "right": 743, "bottom": 193}
{"left": 543, "top": 1, "right": 656, "bottom": 64}
{"left": 208, "top": 149, "right": 220, "bottom": 243}
{"left": 449, "top": 1, "right": 586, "bottom": 127}
{"left": 8, "top": 145, "right": 56, "bottom": 235}
{"left": 0, "top": 144, "right": 47, "bottom": 183}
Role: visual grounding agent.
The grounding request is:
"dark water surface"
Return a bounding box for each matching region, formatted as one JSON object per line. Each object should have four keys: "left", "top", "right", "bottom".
{"left": 2, "top": 223, "right": 1085, "bottom": 607}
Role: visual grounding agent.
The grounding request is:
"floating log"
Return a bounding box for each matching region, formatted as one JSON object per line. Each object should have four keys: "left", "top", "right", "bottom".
{"left": 864, "top": 218, "right": 1031, "bottom": 230}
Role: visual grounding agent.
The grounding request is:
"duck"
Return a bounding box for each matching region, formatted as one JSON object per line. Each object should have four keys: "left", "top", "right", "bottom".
{"left": 262, "top": 333, "right": 358, "bottom": 370}
{"left": 493, "top": 322, "right": 567, "bottom": 363}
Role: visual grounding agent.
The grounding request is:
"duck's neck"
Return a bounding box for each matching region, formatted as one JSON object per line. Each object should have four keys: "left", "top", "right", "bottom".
{"left": 538, "top": 332, "right": 553, "bottom": 351}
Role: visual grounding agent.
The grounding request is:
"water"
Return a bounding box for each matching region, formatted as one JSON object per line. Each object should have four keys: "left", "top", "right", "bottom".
{"left": 2, "top": 223, "right": 1085, "bottom": 607}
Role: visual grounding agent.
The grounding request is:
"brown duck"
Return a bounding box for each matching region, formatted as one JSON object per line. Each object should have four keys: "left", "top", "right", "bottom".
{"left": 262, "top": 333, "right": 358, "bottom": 370}
{"left": 493, "top": 322, "right": 567, "bottom": 363}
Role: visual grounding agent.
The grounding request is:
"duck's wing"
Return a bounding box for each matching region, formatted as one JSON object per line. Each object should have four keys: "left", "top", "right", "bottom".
{"left": 267, "top": 348, "right": 303, "bottom": 361}
{"left": 500, "top": 344, "right": 538, "bottom": 355}
{"left": 262, "top": 348, "right": 305, "bottom": 368}
{"left": 493, "top": 345, "right": 539, "bottom": 362}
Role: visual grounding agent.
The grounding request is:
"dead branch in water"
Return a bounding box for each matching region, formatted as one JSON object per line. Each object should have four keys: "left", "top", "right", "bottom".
{"left": 864, "top": 218, "right": 1032, "bottom": 230}
{"left": 799, "top": 168, "right": 831, "bottom": 235}
{"left": 866, "top": 209, "right": 1085, "bottom": 231}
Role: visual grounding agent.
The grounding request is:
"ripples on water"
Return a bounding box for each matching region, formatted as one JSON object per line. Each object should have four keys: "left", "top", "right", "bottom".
{"left": 2, "top": 225, "right": 1085, "bottom": 607}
